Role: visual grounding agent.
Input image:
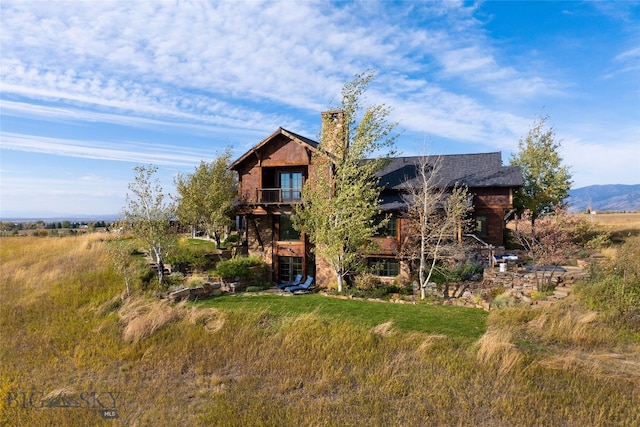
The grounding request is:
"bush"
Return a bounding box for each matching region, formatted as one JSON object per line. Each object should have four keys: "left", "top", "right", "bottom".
{"left": 574, "top": 236, "right": 640, "bottom": 331}
{"left": 450, "top": 261, "right": 484, "bottom": 281}
{"left": 166, "top": 246, "right": 209, "bottom": 273}
{"left": 491, "top": 292, "right": 516, "bottom": 309}
{"left": 344, "top": 274, "right": 413, "bottom": 300}
{"left": 214, "top": 256, "right": 267, "bottom": 281}
{"left": 354, "top": 273, "right": 382, "bottom": 291}
{"left": 428, "top": 261, "right": 484, "bottom": 285}
{"left": 164, "top": 272, "right": 185, "bottom": 288}
{"left": 576, "top": 276, "right": 640, "bottom": 326}
{"left": 139, "top": 267, "right": 158, "bottom": 290}
{"left": 224, "top": 234, "right": 239, "bottom": 245}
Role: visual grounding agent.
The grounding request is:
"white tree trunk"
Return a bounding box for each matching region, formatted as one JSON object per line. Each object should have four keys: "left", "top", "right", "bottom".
{"left": 152, "top": 246, "right": 164, "bottom": 285}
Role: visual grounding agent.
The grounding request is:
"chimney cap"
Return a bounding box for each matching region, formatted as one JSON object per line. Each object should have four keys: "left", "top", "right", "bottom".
{"left": 322, "top": 109, "right": 343, "bottom": 118}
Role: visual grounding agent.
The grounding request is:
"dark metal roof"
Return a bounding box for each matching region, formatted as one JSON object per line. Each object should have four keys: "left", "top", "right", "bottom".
{"left": 377, "top": 152, "right": 523, "bottom": 189}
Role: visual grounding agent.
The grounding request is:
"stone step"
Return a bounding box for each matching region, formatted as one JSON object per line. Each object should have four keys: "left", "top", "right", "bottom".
{"left": 553, "top": 286, "right": 571, "bottom": 298}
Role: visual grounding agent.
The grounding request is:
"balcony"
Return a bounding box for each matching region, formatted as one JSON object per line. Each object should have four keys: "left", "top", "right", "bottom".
{"left": 257, "top": 188, "right": 302, "bottom": 204}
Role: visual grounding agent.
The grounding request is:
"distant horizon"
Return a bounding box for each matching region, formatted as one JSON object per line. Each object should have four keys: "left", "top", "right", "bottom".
{"left": 2, "top": 183, "right": 638, "bottom": 221}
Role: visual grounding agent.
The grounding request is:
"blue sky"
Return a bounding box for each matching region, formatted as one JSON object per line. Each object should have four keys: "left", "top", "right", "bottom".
{"left": 1, "top": 1, "right": 639, "bottom": 218}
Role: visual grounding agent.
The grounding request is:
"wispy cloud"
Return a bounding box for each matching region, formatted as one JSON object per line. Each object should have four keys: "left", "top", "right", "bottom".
{"left": 1, "top": 132, "right": 221, "bottom": 166}
{"left": 0, "top": 99, "right": 279, "bottom": 139}
{"left": 606, "top": 45, "right": 640, "bottom": 78}
{"left": 0, "top": 1, "right": 561, "bottom": 140}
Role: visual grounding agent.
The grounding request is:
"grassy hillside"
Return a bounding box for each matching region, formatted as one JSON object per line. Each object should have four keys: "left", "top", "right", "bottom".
{"left": 1, "top": 235, "right": 639, "bottom": 426}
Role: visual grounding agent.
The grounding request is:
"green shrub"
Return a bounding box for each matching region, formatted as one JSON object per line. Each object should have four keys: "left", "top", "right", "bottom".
{"left": 491, "top": 292, "right": 516, "bottom": 309}
{"left": 354, "top": 273, "right": 382, "bottom": 291}
{"left": 164, "top": 272, "right": 185, "bottom": 288}
{"left": 575, "top": 235, "right": 640, "bottom": 331}
{"left": 576, "top": 276, "right": 640, "bottom": 327}
{"left": 450, "top": 261, "right": 484, "bottom": 281}
{"left": 139, "top": 267, "right": 158, "bottom": 290}
{"left": 214, "top": 256, "right": 267, "bottom": 281}
{"left": 166, "top": 246, "right": 209, "bottom": 273}
{"left": 224, "top": 234, "right": 239, "bottom": 244}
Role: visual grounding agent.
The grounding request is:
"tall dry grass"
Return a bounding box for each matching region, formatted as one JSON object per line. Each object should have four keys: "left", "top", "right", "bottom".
{"left": 1, "top": 235, "right": 639, "bottom": 426}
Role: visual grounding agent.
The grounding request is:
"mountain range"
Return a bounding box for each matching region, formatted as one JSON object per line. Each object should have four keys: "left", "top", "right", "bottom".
{"left": 567, "top": 184, "right": 640, "bottom": 213}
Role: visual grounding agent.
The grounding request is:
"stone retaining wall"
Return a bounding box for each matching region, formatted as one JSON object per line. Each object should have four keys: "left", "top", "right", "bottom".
{"left": 482, "top": 265, "right": 589, "bottom": 293}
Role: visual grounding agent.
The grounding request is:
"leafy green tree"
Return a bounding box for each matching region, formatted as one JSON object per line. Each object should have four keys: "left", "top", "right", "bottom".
{"left": 510, "top": 115, "right": 572, "bottom": 230}
{"left": 293, "top": 71, "right": 398, "bottom": 292}
{"left": 122, "top": 165, "right": 175, "bottom": 286}
{"left": 174, "top": 149, "right": 237, "bottom": 247}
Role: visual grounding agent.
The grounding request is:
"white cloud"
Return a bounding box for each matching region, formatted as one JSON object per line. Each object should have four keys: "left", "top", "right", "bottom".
{"left": 0, "top": 99, "right": 282, "bottom": 139}
{"left": 0, "top": 1, "right": 561, "bottom": 123}
{"left": 561, "top": 136, "right": 640, "bottom": 188}
{"left": 0, "top": 132, "right": 221, "bottom": 166}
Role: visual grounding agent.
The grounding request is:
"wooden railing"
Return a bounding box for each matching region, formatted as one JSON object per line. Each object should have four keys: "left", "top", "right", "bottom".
{"left": 257, "top": 188, "right": 302, "bottom": 203}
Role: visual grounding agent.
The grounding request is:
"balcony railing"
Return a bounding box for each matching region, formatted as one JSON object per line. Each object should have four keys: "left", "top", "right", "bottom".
{"left": 257, "top": 188, "right": 302, "bottom": 203}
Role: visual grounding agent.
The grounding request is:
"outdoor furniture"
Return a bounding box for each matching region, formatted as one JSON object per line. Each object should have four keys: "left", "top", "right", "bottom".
{"left": 277, "top": 274, "right": 302, "bottom": 289}
{"left": 284, "top": 276, "right": 314, "bottom": 293}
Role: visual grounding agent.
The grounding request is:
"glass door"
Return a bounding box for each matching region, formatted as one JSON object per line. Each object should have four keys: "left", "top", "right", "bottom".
{"left": 279, "top": 171, "right": 302, "bottom": 201}
{"left": 278, "top": 256, "right": 303, "bottom": 283}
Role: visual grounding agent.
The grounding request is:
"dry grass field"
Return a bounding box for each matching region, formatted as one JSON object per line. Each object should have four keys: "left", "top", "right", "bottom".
{"left": 583, "top": 211, "right": 640, "bottom": 228}
{"left": 1, "top": 233, "right": 639, "bottom": 426}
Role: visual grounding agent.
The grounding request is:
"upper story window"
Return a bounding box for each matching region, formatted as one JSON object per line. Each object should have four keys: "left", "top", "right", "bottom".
{"left": 374, "top": 215, "right": 397, "bottom": 238}
{"left": 259, "top": 169, "right": 304, "bottom": 203}
{"left": 279, "top": 171, "right": 302, "bottom": 201}
{"left": 279, "top": 214, "right": 301, "bottom": 241}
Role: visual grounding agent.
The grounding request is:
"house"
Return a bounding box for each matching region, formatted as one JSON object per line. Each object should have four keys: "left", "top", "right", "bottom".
{"left": 230, "top": 112, "right": 523, "bottom": 286}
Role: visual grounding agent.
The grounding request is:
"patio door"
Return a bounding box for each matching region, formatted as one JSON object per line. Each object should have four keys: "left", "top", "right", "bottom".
{"left": 278, "top": 256, "right": 303, "bottom": 284}
{"left": 279, "top": 171, "right": 302, "bottom": 201}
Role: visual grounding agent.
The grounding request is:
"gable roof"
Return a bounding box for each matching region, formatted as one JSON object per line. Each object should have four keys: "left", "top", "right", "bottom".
{"left": 229, "top": 127, "right": 319, "bottom": 170}
{"left": 230, "top": 127, "right": 522, "bottom": 190}
{"left": 377, "top": 152, "right": 523, "bottom": 189}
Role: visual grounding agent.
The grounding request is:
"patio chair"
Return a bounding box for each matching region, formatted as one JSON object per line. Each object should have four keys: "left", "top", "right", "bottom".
{"left": 277, "top": 274, "right": 302, "bottom": 289}
{"left": 285, "top": 276, "right": 314, "bottom": 293}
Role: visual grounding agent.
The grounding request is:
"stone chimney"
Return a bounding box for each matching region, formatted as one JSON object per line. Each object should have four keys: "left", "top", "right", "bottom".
{"left": 320, "top": 110, "right": 347, "bottom": 159}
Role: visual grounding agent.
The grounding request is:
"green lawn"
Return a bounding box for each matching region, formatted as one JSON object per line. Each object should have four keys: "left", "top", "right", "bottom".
{"left": 195, "top": 293, "right": 487, "bottom": 339}
{"left": 183, "top": 237, "right": 218, "bottom": 250}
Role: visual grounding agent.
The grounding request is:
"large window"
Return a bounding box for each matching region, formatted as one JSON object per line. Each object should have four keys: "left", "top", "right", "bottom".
{"left": 368, "top": 257, "right": 400, "bottom": 277}
{"left": 279, "top": 256, "right": 303, "bottom": 284}
{"left": 279, "top": 214, "right": 301, "bottom": 241}
{"left": 375, "top": 215, "right": 397, "bottom": 238}
{"left": 279, "top": 171, "right": 302, "bottom": 201}
{"left": 475, "top": 216, "right": 488, "bottom": 237}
